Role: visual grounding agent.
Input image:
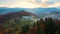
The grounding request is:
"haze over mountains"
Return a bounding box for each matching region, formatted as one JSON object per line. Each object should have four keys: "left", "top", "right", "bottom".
{"left": 0, "top": 7, "right": 60, "bottom": 19}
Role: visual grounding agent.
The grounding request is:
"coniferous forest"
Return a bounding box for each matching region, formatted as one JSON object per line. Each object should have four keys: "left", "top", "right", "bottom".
{"left": 0, "top": 10, "right": 60, "bottom": 34}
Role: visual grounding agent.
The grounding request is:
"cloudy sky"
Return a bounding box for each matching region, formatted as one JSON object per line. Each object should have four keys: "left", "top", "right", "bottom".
{"left": 0, "top": 0, "right": 60, "bottom": 8}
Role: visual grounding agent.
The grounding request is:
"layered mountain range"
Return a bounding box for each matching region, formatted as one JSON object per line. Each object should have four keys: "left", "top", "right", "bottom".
{"left": 0, "top": 7, "right": 60, "bottom": 19}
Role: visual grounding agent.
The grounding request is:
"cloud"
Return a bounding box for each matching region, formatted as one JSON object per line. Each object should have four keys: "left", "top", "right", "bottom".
{"left": 47, "top": 2, "right": 60, "bottom": 7}
{"left": 0, "top": 0, "right": 60, "bottom": 8}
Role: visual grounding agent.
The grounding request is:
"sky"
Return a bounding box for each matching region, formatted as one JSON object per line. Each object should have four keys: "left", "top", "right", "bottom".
{"left": 0, "top": 0, "right": 60, "bottom": 8}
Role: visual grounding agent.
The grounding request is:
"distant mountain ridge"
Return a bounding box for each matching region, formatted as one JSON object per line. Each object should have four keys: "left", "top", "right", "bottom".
{"left": 0, "top": 10, "right": 38, "bottom": 21}
{"left": 0, "top": 7, "right": 60, "bottom": 19}
{"left": 0, "top": 7, "right": 60, "bottom": 14}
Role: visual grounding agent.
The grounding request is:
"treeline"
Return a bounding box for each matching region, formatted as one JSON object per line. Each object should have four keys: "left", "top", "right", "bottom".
{"left": 0, "top": 17, "right": 60, "bottom": 34}
{"left": 21, "top": 18, "right": 60, "bottom": 34}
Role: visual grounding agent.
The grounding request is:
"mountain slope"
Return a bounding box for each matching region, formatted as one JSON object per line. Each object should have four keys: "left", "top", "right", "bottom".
{"left": 0, "top": 7, "right": 60, "bottom": 19}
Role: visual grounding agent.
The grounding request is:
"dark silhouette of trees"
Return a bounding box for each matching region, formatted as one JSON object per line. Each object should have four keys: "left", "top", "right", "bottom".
{"left": 0, "top": 17, "right": 60, "bottom": 34}
{"left": 45, "top": 18, "right": 57, "bottom": 34}
{"left": 22, "top": 24, "right": 29, "bottom": 34}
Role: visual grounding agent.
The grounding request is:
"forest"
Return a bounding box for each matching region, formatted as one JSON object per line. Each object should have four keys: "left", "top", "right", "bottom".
{"left": 0, "top": 11, "right": 60, "bottom": 34}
